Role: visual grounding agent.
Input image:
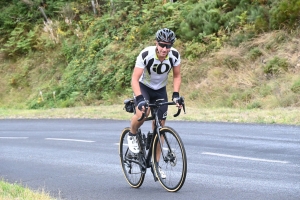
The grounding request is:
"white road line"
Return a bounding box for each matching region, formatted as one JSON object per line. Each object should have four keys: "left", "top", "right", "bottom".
{"left": 202, "top": 152, "right": 289, "bottom": 164}
{"left": 115, "top": 143, "right": 175, "bottom": 151}
{"left": 45, "top": 138, "right": 95, "bottom": 143}
{"left": 115, "top": 143, "right": 127, "bottom": 146}
{"left": 0, "top": 137, "right": 28, "bottom": 139}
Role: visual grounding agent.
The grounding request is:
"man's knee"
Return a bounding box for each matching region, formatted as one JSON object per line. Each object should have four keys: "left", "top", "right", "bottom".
{"left": 160, "top": 120, "right": 166, "bottom": 127}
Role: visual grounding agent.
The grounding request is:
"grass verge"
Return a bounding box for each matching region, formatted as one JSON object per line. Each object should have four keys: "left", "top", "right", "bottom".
{"left": 0, "top": 105, "right": 299, "bottom": 125}
{"left": 0, "top": 180, "right": 53, "bottom": 200}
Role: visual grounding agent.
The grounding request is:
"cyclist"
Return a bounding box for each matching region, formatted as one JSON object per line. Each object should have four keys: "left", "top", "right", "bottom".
{"left": 127, "top": 28, "right": 182, "bottom": 157}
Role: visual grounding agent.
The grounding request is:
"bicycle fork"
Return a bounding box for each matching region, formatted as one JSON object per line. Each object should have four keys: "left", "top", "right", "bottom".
{"left": 155, "top": 128, "right": 177, "bottom": 168}
{"left": 146, "top": 146, "right": 158, "bottom": 182}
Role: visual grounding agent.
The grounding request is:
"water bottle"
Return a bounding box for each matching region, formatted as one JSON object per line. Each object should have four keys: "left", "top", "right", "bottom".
{"left": 146, "top": 131, "right": 153, "bottom": 150}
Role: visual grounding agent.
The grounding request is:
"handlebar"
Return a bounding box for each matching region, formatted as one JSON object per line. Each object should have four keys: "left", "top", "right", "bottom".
{"left": 137, "top": 97, "right": 186, "bottom": 121}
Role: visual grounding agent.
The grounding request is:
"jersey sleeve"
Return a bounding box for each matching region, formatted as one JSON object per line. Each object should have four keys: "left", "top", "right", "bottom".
{"left": 171, "top": 48, "right": 181, "bottom": 67}
{"left": 174, "top": 55, "right": 181, "bottom": 67}
{"left": 135, "top": 49, "right": 147, "bottom": 69}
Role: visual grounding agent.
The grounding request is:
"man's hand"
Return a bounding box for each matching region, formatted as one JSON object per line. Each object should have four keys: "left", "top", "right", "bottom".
{"left": 172, "top": 92, "right": 182, "bottom": 109}
{"left": 138, "top": 101, "right": 148, "bottom": 112}
{"left": 135, "top": 94, "right": 148, "bottom": 112}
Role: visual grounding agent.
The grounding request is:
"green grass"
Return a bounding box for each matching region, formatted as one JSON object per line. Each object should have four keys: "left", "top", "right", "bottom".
{"left": 0, "top": 180, "right": 53, "bottom": 200}
{"left": 1, "top": 105, "right": 299, "bottom": 125}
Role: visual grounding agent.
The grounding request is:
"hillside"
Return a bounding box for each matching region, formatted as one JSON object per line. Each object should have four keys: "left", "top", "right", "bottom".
{"left": 182, "top": 30, "right": 300, "bottom": 109}
{"left": 0, "top": 0, "right": 300, "bottom": 110}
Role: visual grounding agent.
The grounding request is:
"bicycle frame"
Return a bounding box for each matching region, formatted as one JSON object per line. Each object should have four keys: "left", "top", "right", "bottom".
{"left": 121, "top": 96, "right": 187, "bottom": 191}
{"left": 137, "top": 98, "right": 185, "bottom": 181}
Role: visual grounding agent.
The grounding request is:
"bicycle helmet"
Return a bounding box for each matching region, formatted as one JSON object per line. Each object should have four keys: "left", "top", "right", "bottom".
{"left": 155, "top": 28, "right": 176, "bottom": 44}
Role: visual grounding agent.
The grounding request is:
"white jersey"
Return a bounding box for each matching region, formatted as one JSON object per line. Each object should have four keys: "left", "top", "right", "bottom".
{"left": 135, "top": 46, "right": 181, "bottom": 90}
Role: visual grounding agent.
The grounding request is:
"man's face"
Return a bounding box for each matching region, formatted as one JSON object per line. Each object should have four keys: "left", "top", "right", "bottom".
{"left": 156, "top": 41, "right": 172, "bottom": 57}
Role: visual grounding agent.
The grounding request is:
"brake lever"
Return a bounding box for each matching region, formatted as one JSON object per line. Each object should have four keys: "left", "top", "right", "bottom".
{"left": 173, "top": 97, "right": 186, "bottom": 117}
{"left": 180, "top": 97, "right": 186, "bottom": 114}
{"left": 173, "top": 109, "right": 181, "bottom": 117}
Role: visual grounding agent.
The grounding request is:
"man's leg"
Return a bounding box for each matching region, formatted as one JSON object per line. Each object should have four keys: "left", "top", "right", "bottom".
{"left": 130, "top": 82, "right": 151, "bottom": 134}
{"left": 127, "top": 106, "right": 150, "bottom": 153}
{"left": 130, "top": 108, "right": 150, "bottom": 134}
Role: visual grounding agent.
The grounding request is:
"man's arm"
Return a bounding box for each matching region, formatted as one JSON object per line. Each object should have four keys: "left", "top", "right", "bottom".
{"left": 173, "top": 65, "right": 181, "bottom": 93}
{"left": 131, "top": 67, "right": 144, "bottom": 96}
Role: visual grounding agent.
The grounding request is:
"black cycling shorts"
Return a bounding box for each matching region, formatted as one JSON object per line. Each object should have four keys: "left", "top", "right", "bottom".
{"left": 135, "top": 83, "right": 168, "bottom": 120}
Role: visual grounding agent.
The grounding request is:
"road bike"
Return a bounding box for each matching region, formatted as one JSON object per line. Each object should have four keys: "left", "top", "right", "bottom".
{"left": 119, "top": 97, "right": 187, "bottom": 192}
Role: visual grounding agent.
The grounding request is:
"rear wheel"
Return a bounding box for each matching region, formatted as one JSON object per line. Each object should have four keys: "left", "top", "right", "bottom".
{"left": 119, "top": 127, "right": 145, "bottom": 188}
{"left": 152, "top": 126, "right": 187, "bottom": 192}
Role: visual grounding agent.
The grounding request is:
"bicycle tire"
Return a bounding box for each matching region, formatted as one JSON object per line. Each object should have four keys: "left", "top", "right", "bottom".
{"left": 152, "top": 126, "right": 187, "bottom": 192}
{"left": 119, "top": 127, "right": 145, "bottom": 188}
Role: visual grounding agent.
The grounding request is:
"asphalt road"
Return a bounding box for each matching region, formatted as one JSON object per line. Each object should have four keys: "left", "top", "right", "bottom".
{"left": 0, "top": 119, "right": 299, "bottom": 200}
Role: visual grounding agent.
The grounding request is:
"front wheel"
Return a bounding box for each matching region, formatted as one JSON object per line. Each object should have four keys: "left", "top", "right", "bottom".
{"left": 152, "top": 126, "right": 187, "bottom": 192}
{"left": 119, "top": 127, "right": 145, "bottom": 188}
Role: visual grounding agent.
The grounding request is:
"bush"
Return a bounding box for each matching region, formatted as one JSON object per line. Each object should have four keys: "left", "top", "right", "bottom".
{"left": 2, "top": 23, "right": 38, "bottom": 56}
{"left": 183, "top": 41, "right": 207, "bottom": 60}
{"left": 179, "top": 0, "right": 223, "bottom": 41}
{"left": 248, "top": 47, "right": 263, "bottom": 60}
{"left": 247, "top": 101, "right": 262, "bottom": 109}
{"left": 291, "top": 79, "right": 300, "bottom": 94}
{"left": 263, "top": 56, "right": 289, "bottom": 75}
{"left": 269, "top": 0, "right": 300, "bottom": 30}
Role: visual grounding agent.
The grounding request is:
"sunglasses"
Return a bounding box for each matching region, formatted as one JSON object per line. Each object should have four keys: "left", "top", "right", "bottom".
{"left": 158, "top": 42, "right": 172, "bottom": 49}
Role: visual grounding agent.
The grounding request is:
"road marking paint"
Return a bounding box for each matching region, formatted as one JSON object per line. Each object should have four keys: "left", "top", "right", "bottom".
{"left": 45, "top": 138, "right": 95, "bottom": 143}
{"left": 202, "top": 152, "right": 289, "bottom": 164}
{"left": 115, "top": 143, "right": 175, "bottom": 151}
{"left": 0, "top": 137, "right": 28, "bottom": 139}
{"left": 115, "top": 143, "right": 127, "bottom": 146}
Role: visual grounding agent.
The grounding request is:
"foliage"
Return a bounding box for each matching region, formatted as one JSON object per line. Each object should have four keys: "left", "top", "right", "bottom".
{"left": 183, "top": 41, "right": 207, "bottom": 60}
{"left": 263, "top": 56, "right": 289, "bottom": 75}
{"left": 2, "top": 22, "right": 37, "bottom": 56}
{"left": 291, "top": 79, "right": 300, "bottom": 94}
{"left": 0, "top": 0, "right": 300, "bottom": 109}
{"left": 248, "top": 47, "right": 263, "bottom": 60}
{"left": 269, "top": 0, "right": 300, "bottom": 29}
{"left": 179, "top": 0, "right": 223, "bottom": 41}
{"left": 44, "top": 1, "right": 184, "bottom": 107}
